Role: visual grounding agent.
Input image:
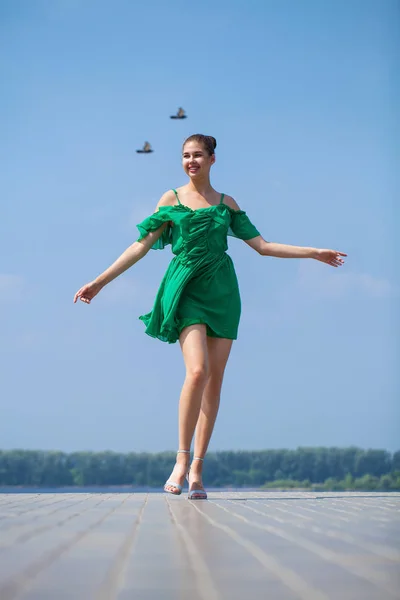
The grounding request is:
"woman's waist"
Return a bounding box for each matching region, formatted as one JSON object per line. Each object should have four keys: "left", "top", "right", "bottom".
{"left": 174, "top": 248, "right": 228, "bottom": 263}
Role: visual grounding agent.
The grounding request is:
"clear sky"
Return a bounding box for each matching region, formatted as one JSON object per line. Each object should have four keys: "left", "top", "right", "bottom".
{"left": 1, "top": 0, "right": 398, "bottom": 453}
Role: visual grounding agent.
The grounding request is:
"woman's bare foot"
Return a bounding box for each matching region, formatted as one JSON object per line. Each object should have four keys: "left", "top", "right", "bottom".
{"left": 164, "top": 450, "right": 190, "bottom": 495}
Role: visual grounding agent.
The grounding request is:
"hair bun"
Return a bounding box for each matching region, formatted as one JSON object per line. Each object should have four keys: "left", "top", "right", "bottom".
{"left": 207, "top": 136, "right": 217, "bottom": 150}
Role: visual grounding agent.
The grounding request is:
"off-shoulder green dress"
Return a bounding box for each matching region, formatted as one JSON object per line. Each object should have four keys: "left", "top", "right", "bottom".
{"left": 136, "top": 190, "right": 260, "bottom": 343}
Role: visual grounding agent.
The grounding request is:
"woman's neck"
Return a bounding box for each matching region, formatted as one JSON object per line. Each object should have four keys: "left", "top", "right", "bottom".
{"left": 186, "top": 178, "right": 214, "bottom": 197}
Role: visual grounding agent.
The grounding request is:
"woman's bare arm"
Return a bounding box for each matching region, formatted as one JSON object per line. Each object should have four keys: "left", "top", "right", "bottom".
{"left": 95, "top": 226, "right": 168, "bottom": 288}
{"left": 224, "top": 195, "right": 346, "bottom": 267}
{"left": 74, "top": 191, "right": 176, "bottom": 304}
{"left": 244, "top": 236, "right": 345, "bottom": 266}
{"left": 245, "top": 236, "right": 317, "bottom": 258}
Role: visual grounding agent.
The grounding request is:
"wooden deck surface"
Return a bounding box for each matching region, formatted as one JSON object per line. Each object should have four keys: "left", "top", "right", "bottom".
{"left": 0, "top": 491, "right": 399, "bottom": 600}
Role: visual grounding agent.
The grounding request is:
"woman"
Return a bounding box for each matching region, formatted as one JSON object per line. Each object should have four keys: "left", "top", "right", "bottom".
{"left": 74, "top": 134, "right": 346, "bottom": 500}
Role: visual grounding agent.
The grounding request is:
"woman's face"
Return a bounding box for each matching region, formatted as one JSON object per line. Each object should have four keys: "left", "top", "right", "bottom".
{"left": 182, "top": 141, "right": 214, "bottom": 179}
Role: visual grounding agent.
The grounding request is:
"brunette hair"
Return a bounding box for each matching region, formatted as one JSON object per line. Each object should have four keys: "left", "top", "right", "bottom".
{"left": 183, "top": 134, "right": 217, "bottom": 156}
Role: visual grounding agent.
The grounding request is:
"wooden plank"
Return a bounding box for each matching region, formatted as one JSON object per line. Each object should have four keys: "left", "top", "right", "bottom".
{"left": 0, "top": 492, "right": 398, "bottom": 600}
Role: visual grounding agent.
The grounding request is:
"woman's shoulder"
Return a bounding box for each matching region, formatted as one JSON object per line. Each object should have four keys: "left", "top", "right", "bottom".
{"left": 156, "top": 189, "right": 179, "bottom": 209}
{"left": 222, "top": 194, "right": 241, "bottom": 211}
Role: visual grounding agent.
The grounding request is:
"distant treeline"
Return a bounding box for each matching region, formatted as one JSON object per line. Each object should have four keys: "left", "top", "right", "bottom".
{"left": 1, "top": 447, "right": 399, "bottom": 489}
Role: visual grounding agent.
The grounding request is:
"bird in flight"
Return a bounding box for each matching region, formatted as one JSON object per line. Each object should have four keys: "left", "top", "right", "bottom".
{"left": 136, "top": 141, "right": 154, "bottom": 154}
{"left": 170, "top": 107, "right": 187, "bottom": 120}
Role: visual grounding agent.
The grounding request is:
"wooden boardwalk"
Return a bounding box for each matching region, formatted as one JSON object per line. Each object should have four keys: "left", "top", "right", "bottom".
{"left": 0, "top": 491, "right": 399, "bottom": 599}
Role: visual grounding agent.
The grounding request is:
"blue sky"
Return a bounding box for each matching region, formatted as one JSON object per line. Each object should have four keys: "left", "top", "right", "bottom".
{"left": 1, "top": 0, "right": 398, "bottom": 453}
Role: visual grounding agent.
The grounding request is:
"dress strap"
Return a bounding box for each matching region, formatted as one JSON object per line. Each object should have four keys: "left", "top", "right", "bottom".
{"left": 219, "top": 193, "right": 225, "bottom": 204}
{"left": 172, "top": 188, "right": 181, "bottom": 205}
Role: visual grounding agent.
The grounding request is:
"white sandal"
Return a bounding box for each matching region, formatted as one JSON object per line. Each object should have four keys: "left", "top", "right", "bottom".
{"left": 163, "top": 450, "right": 190, "bottom": 495}
{"left": 187, "top": 456, "right": 208, "bottom": 500}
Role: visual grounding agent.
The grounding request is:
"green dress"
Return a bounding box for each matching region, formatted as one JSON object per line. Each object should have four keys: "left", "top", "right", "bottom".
{"left": 136, "top": 190, "right": 260, "bottom": 343}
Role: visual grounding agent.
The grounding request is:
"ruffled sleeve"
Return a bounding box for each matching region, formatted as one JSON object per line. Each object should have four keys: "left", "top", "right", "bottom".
{"left": 136, "top": 206, "right": 174, "bottom": 250}
{"left": 228, "top": 210, "right": 260, "bottom": 240}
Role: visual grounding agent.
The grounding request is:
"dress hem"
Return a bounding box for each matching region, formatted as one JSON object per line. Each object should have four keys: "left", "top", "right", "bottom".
{"left": 139, "top": 315, "right": 237, "bottom": 344}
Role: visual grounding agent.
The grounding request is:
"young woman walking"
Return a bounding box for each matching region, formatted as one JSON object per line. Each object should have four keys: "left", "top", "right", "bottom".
{"left": 74, "top": 134, "right": 346, "bottom": 499}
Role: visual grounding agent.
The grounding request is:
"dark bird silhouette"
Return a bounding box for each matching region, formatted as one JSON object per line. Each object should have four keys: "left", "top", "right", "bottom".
{"left": 170, "top": 107, "right": 187, "bottom": 120}
{"left": 136, "top": 141, "right": 154, "bottom": 154}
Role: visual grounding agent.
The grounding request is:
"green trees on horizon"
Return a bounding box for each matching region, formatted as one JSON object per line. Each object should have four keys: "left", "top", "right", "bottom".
{"left": 0, "top": 447, "right": 399, "bottom": 489}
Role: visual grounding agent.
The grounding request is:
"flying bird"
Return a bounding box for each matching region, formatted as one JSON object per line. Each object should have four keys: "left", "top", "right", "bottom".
{"left": 170, "top": 107, "right": 187, "bottom": 120}
{"left": 136, "top": 141, "right": 153, "bottom": 154}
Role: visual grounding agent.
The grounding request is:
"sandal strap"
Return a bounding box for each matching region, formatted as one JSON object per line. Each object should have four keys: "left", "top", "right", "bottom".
{"left": 164, "top": 481, "right": 183, "bottom": 491}
{"left": 192, "top": 456, "right": 204, "bottom": 461}
{"left": 177, "top": 450, "right": 190, "bottom": 454}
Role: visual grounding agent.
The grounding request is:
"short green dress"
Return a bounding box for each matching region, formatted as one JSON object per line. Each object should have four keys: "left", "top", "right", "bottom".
{"left": 136, "top": 190, "right": 260, "bottom": 343}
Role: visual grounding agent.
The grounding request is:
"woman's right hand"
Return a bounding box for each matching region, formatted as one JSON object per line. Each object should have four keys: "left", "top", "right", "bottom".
{"left": 73, "top": 280, "right": 103, "bottom": 304}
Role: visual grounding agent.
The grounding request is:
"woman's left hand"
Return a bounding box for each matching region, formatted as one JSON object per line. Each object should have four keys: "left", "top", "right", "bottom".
{"left": 314, "top": 249, "right": 347, "bottom": 267}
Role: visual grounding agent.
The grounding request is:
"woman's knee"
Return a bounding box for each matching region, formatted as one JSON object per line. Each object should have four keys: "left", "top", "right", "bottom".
{"left": 208, "top": 370, "right": 224, "bottom": 388}
{"left": 187, "top": 364, "right": 209, "bottom": 386}
{"left": 203, "top": 373, "right": 224, "bottom": 400}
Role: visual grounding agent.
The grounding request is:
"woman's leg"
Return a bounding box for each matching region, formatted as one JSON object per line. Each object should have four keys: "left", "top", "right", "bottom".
{"left": 164, "top": 324, "right": 209, "bottom": 493}
{"left": 188, "top": 337, "right": 233, "bottom": 494}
